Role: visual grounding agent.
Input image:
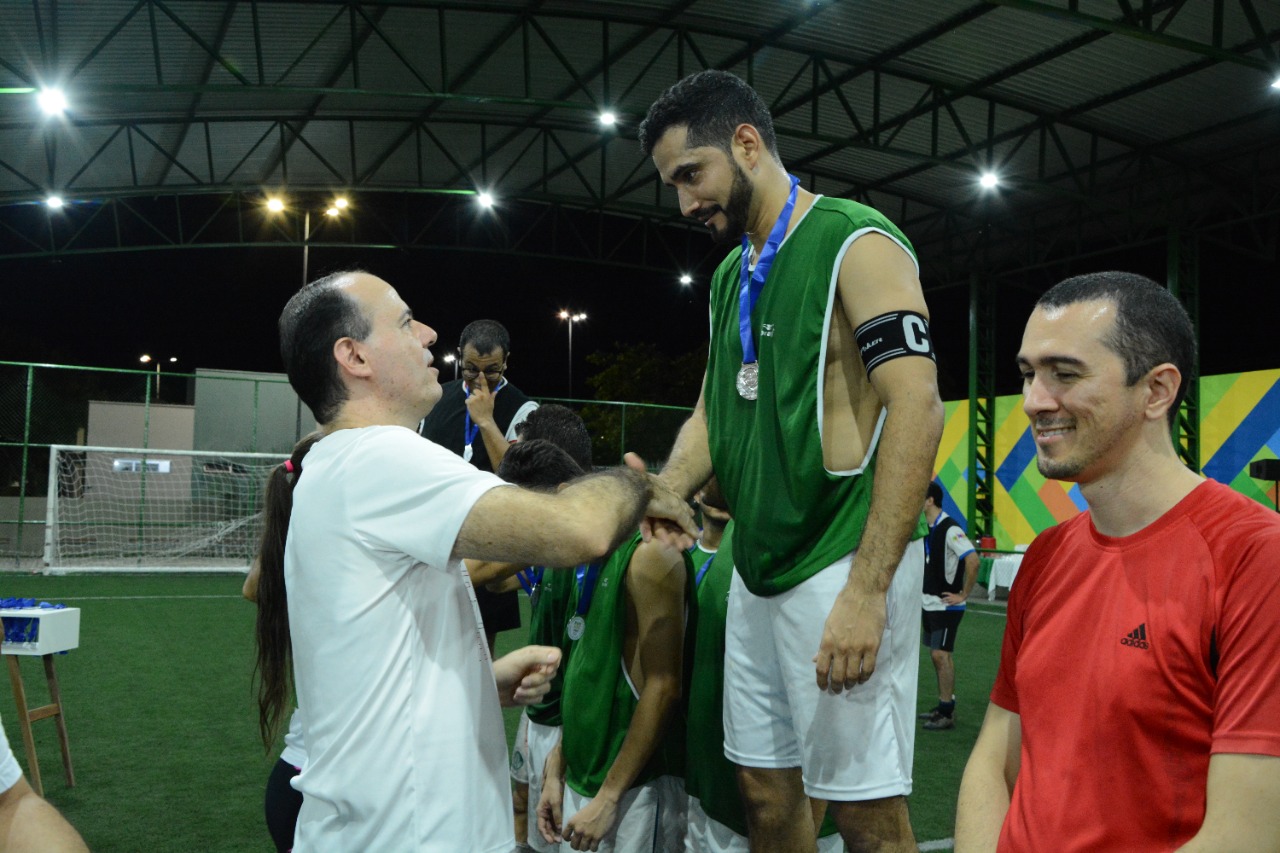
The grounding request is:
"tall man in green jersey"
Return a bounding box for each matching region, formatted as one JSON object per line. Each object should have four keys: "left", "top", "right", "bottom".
{"left": 638, "top": 71, "right": 944, "bottom": 852}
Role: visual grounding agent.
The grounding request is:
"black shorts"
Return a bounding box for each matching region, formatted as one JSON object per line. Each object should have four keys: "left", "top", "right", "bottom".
{"left": 476, "top": 586, "right": 522, "bottom": 635}
{"left": 921, "top": 610, "right": 964, "bottom": 652}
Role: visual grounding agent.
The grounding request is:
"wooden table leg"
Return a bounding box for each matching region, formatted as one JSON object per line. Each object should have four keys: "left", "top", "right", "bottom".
{"left": 4, "top": 655, "right": 42, "bottom": 797}
{"left": 42, "top": 655, "right": 74, "bottom": 788}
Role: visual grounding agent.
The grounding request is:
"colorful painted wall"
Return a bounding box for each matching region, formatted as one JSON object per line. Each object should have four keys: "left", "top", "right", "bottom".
{"left": 932, "top": 368, "right": 1280, "bottom": 545}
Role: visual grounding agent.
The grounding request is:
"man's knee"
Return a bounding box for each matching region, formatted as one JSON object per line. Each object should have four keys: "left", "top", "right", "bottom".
{"left": 930, "top": 648, "right": 951, "bottom": 667}
{"left": 828, "top": 796, "right": 914, "bottom": 853}
{"left": 736, "top": 765, "right": 806, "bottom": 821}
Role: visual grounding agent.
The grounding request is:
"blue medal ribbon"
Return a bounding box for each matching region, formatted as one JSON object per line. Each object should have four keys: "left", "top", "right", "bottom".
{"left": 517, "top": 566, "right": 543, "bottom": 598}
{"left": 573, "top": 561, "right": 602, "bottom": 618}
{"left": 695, "top": 552, "right": 716, "bottom": 590}
{"left": 738, "top": 174, "right": 800, "bottom": 366}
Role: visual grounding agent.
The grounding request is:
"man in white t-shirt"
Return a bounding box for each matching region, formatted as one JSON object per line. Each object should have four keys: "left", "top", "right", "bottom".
{"left": 0, "top": 718, "right": 86, "bottom": 852}
{"left": 272, "top": 270, "right": 696, "bottom": 852}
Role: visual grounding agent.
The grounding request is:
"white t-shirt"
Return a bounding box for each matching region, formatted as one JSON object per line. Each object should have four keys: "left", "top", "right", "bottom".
{"left": 286, "top": 425, "right": 509, "bottom": 852}
{"left": 280, "top": 707, "right": 306, "bottom": 769}
{"left": 0, "top": 715, "right": 23, "bottom": 793}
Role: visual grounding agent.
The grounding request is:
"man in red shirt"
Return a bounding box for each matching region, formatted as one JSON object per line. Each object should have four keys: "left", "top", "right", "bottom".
{"left": 955, "top": 271, "right": 1280, "bottom": 852}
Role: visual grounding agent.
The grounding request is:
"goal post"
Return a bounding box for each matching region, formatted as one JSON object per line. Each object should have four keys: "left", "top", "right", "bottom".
{"left": 42, "top": 445, "right": 288, "bottom": 574}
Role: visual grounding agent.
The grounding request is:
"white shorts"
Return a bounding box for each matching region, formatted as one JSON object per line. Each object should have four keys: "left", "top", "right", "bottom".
{"left": 561, "top": 775, "right": 686, "bottom": 853}
{"left": 723, "top": 540, "right": 924, "bottom": 802}
{"left": 525, "top": 719, "right": 562, "bottom": 852}
{"left": 684, "top": 795, "right": 846, "bottom": 853}
{"left": 511, "top": 712, "right": 531, "bottom": 784}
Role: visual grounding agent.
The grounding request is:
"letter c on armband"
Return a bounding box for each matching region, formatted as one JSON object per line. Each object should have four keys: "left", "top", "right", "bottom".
{"left": 854, "top": 310, "right": 937, "bottom": 375}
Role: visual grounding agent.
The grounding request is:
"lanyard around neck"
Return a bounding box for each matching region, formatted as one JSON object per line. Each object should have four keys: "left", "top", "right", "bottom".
{"left": 738, "top": 174, "right": 800, "bottom": 366}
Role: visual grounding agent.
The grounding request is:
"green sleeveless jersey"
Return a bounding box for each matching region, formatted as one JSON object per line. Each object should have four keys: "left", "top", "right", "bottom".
{"left": 704, "top": 196, "right": 917, "bottom": 596}
{"left": 684, "top": 521, "right": 841, "bottom": 839}
{"left": 524, "top": 567, "right": 573, "bottom": 726}
{"left": 561, "top": 533, "right": 693, "bottom": 798}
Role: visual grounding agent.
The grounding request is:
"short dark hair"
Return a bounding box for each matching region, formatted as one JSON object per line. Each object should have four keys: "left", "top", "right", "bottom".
{"left": 516, "top": 404, "right": 593, "bottom": 471}
{"left": 497, "top": 439, "right": 584, "bottom": 490}
{"left": 279, "top": 271, "right": 371, "bottom": 424}
{"left": 638, "top": 70, "right": 779, "bottom": 159}
{"left": 459, "top": 319, "right": 511, "bottom": 358}
{"left": 1036, "top": 271, "right": 1196, "bottom": 427}
{"left": 926, "top": 481, "right": 943, "bottom": 507}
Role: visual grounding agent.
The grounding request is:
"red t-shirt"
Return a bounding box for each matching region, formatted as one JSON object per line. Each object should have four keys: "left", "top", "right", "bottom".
{"left": 992, "top": 479, "right": 1280, "bottom": 852}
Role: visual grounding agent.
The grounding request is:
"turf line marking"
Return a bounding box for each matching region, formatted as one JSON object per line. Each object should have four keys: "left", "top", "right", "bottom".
{"left": 967, "top": 607, "right": 1007, "bottom": 618}
{"left": 919, "top": 839, "right": 954, "bottom": 851}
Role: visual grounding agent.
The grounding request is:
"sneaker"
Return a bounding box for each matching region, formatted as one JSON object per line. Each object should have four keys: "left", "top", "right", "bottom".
{"left": 917, "top": 707, "right": 942, "bottom": 721}
{"left": 923, "top": 714, "right": 955, "bottom": 730}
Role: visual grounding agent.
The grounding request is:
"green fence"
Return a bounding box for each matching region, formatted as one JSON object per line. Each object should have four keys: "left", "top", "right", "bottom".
{"left": 0, "top": 360, "right": 693, "bottom": 570}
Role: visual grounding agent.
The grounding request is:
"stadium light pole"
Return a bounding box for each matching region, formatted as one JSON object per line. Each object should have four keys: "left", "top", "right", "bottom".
{"left": 140, "top": 354, "right": 178, "bottom": 395}
{"left": 266, "top": 196, "right": 349, "bottom": 286}
{"left": 557, "top": 309, "right": 587, "bottom": 395}
{"left": 442, "top": 353, "right": 458, "bottom": 380}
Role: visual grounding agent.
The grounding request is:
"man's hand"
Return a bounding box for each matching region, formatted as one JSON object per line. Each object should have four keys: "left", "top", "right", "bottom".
{"left": 814, "top": 578, "right": 888, "bottom": 691}
{"left": 941, "top": 592, "right": 967, "bottom": 606}
{"left": 623, "top": 452, "right": 697, "bottom": 549}
{"left": 493, "top": 645, "right": 561, "bottom": 707}
{"left": 464, "top": 372, "right": 497, "bottom": 427}
{"left": 562, "top": 793, "right": 620, "bottom": 851}
{"left": 537, "top": 747, "right": 566, "bottom": 845}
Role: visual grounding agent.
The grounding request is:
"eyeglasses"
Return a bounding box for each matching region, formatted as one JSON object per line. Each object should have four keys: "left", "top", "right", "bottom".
{"left": 460, "top": 364, "right": 505, "bottom": 379}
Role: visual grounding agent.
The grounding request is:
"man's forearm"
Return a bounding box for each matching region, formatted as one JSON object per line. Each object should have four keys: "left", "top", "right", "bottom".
{"left": 478, "top": 419, "right": 510, "bottom": 468}
{"left": 657, "top": 408, "right": 713, "bottom": 502}
{"left": 596, "top": 676, "right": 680, "bottom": 802}
{"left": 954, "top": 758, "right": 1012, "bottom": 853}
{"left": 561, "top": 468, "right": 651, "bottom": 553}
{"left": 848, "top": 393, "right": 944, "bottom": 590}
{"left": 962, "top": 554, "right": 979, "bottom": 599}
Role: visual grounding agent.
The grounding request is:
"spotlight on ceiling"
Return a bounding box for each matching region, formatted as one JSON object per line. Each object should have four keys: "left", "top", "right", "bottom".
{"left": 1271, "top": 76, "right": 1280, "bottom": 91}
{"left": 266, "top": 197, "right": 285, "bottom": 212}
{"left": 45, "top": 195, "right": 63, "bottom": 209}
{"left": 679, "top": 274, "right": 693, "bottom": 286}
{"left": 325, "top": 207, "right": 340, "bottom": 217}
{"left": 979, "top": 171, "right": 999, "bottom": 190}
{"left": 598, "top": 111, "right": 617, "bottom": 127}
{"left": 477, "top": 191, "right": 495, "bottom": 209}
{"left": 37, "top": 88, "right": 67, "bottom": 116}
{"left": 334, "top": 197, "right": 349, "bottom": 209}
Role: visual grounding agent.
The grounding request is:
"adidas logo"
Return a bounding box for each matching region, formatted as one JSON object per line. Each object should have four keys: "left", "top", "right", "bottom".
{"left": 1120, "top": 623, "right": 1149, "bottom": 650}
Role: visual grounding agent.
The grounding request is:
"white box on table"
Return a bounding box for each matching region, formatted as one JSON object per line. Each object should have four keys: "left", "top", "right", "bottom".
{"left": 0, "top": 608, "right": 81, "bottom": 656}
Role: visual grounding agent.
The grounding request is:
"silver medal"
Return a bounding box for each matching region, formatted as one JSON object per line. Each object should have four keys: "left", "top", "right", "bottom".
{"left": 736, "top": 363, "right": 759, "bottom": 400}
{"left": 566, "top": 615, "right": 586, "bottom": 641}
{"left": 462, "top": 443, "right": 473, "bottom": 463}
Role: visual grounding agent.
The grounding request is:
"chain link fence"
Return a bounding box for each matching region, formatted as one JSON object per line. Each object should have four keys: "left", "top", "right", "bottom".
{"left": 0, "top": 361, "right": 692, "bottom": 571}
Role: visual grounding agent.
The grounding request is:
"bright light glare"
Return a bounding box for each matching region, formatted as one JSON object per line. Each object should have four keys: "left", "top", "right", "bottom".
{"left": 679, "top": 274, "right": 693, "bottom": 285}
{"left": 1272, "top": 76, "right": 1280, "bottom": 90}
{"left": 573, "top": 313, "right": 586, "bottom": 322}
{"left": 477, "top": 192, "right": 495, "bottom": 208}
{"left": 45, "top": 195, "right": 63, "bottom": 209}
{"left": 325, "top": 207, "right": 340, "bottom": 217}
{"left": 979, "top": 171, "right": 999, "bottom": 190}
{"left": 168, "top": 357, "right": 178, "bottom": 363}
{"left": 267, "top": 197, "right": 285, "bottom": 212}
{"left": 443, "top": 353, "right": 456, "bottom": 364}
{"left": 599, "top": 111, "right": 617, "bottom": 127}
{"left": 334, "top": 197, "right": 349, "bottom": 208}
{"left": 37, "top": 88, "right": 67, "bottom": 116}
{"left": 139, "top": 354, "right": 153, "bottom": 364}
{"left": 558, "top": 310, "right": 569, "bottom": 319}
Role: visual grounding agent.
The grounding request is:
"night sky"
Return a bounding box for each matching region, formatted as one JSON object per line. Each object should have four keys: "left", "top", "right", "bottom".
{"left": 2, "top": 222, "right": 1275, "bottom": 407}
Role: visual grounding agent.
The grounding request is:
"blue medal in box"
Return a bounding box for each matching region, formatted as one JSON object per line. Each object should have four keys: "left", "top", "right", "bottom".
{"left": 566, "top": 562, "right": 601, "bottom": 641}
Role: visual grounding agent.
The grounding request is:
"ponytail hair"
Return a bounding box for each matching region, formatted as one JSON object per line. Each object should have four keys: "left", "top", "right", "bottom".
{"left": 253, "top": 431, "right": 324, "bottom": 750}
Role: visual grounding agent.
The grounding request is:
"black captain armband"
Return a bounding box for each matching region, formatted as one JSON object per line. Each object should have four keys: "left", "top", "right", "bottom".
{"left": 854, "top": 311, "right": 936, "bottom": 375}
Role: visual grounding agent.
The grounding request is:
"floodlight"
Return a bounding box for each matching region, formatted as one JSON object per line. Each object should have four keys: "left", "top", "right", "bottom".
{"left": 979, "top": 171, "right": 999, "bottom": 190}
{"left": 45, "top": 195, "right": 63, "bottom": 209}
{"left": 325, "top": 207, "right": 340, "bottom": 217}
{"left": 1272, "top": 76, "right": 1280, "bottom": 91}
{"left": 267, "top": 197, "right": 285, "bottom": 212}
{"left": 558, "top": 310, "right": 570, "bottom": 319}
{"left": 37, "top": 88, "right": 67, "bottom": 116}
{"left": 140, "top": 354, "right": 153, "bottom": 364}
{"left": 599, "top": 111, "right": 617, "bottom": 127}
{"left": 477, "top": 192, "right": 495, "bottom": 208}
{"left": 679, "top": 274, "right": 693, "bottom": 285}
{"left": 168, "top": 357, "right": 177, "bottom": 363}
{"left": 334, "top": 197, "right": 349, "bottom": 208}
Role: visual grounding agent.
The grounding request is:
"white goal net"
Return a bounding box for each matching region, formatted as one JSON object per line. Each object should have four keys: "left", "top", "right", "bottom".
{"left": 43, "top": 445, "right": 288, "bottom": 574}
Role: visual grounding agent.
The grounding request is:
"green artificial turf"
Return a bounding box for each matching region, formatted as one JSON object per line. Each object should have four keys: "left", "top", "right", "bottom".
{"left": 0, "top": 574, "right": 1007, "bottom": 851}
